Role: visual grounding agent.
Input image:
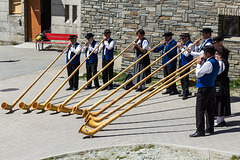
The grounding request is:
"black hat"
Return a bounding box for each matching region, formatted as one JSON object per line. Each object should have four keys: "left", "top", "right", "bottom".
{"left": 212, "top": 37, "right": 224, "bottom": 44}
{"left": 162, "top": 32, "right": 174, "bottom": 37}
{"left": 85, "top": 33, "right": 94, "bottom": 39}
{"left": 68, "top": 35, "right": 78, "bottom": 39}
{"left": 203, "top": 46, "right": 216, "bottom": 55}
{"left": 179, "top": 33, "right": 191, "bottom": 37}
{"left": 104, "top": 29, "right": 112, "bottom": 34}
{"left": 200, "top": 28, "right": 213, "bottom": 33}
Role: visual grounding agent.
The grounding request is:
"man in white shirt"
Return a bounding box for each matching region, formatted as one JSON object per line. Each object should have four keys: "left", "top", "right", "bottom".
{"left": 177, "top": 33, "right": 195, "bottom": 100}
{"left": 65, "top": 35, "right": 82, "bottom": 91}
{"left": 99, "top": 29, "right": 116, "bottom": 90}
{"left": 189, "top": 46, "right": 219, "bottom": 137}
{"left": 82, "top": 33, "right": 100, "bottom": 89}
{"left": 189, "top": 28, "right": 213, "bottom": 57}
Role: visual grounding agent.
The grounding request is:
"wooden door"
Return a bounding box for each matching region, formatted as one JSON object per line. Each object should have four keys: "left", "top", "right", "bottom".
{"left": 27, "top": 0, "right": 41, "bottom": 41}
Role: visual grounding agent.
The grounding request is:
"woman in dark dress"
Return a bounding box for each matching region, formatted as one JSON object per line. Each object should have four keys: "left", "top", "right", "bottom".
{"left": 132, "top": 29, "right": 151, "bottom": 92}
{"left": 213, "top": 37, "right": 231, "bottom": 127}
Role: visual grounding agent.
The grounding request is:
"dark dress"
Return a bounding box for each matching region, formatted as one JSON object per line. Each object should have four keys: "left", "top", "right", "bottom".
{"left": 133, "top": 38, "right": 151, "bottom": 85}
{"left": 214, "top": 58, "right": 231, "bottom": 116}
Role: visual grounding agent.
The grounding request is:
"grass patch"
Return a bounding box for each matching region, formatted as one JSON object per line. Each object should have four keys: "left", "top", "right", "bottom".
{"left": 10, "top": 41, "right": 18, "bottom": 45}
{"left": 147, "top": 144, "right": 154, "bottom": 149}
{"left": 230, "top": 79, "right": 240, "bottom": 89}
{"left": 131, "top": 145, "right": 144, "bottom": 151}
{"left": 113, "top": 50, "right": 120, "bottom": 56}
{"left": 231, "top": 155, "right": 240, "bottom": 160}
{"left": 117, "top": 156, "right": 127, "bottom": 159}
{"left": 113, "top": 72, "right": 128, "bottom": 83}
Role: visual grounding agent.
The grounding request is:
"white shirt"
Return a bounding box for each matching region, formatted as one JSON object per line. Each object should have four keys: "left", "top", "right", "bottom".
{"left": 99, "top": 38, "right": 116, "bottom": 55}
{"left": 218, "top": 59, "right": 225, "bottom": 74}
{"left": 82, "top": 40, "right": 98, "bottom": 59}
{"left": 136, "top": 39, "right": 149, "bottom": 50}
{"left": 190, "top": 38, "right": 213, "bottom": 57}
{"left": 64, "top": 42, "right": 82, "bottom": 60}
{"left": 177, "top": 40, "right": 195, "bottom": 58}
{"left": 196, "top": 57, "right": 214, "bottom": 78}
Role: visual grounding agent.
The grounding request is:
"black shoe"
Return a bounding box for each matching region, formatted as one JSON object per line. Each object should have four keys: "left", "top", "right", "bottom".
{"left": 95, "top": 86, "right": 100, "bottom": 90}
{"left": 136, "top": 88, "right": 142, "bottom": 92}
{"left": 178, "top": 94, "right": 183, "bottom": 97}
{"left": 85, "top": 86, "right": 92, "bottom": 90}
{"left": 182, "top": 96, "right": 188, "bottom": 100}
{"left": 73, "top": 87, "right": 78, "bottom": 91}
{"left": 66, "top": 87, "right": 73, "bottom": 91}
{"left": 205, "top": 130, "right": 214, "bottom": 135}
{"left": 189, "top": 132, "right": 205, "bottom": 137}
{"left": 214, "top": 121, "right": 226, "bottom": 127}
{"left": 169, "top": 91, "right": 180, "bottom": 95}
{"left": 162, "top": 90, "right": 171, "bottom": 94}
{"left": 101, "top": 87, "right": 108, "bottom": 91}
{"left": 107, "top": 86, "right": 113, "bottom": 90}
{"left": 179, "top": 92, "right": 192, "bottom": 97}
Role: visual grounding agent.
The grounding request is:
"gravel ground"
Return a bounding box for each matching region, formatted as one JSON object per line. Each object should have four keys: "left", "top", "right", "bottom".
{"left": 43, "top": 144, "right": 228, "bottom": 160}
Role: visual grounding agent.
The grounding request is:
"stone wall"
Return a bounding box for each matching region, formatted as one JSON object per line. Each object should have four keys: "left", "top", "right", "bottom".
{"left": 0, "top": 0, "right": 25, "bottom": 44}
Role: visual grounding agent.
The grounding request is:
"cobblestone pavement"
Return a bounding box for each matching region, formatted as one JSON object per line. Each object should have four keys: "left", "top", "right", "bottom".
{"left": 0, "top": 45, "right": 239, "bottom": 160}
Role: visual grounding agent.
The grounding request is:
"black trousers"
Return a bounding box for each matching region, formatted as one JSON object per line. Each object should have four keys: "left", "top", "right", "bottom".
{"left": 163, "top": 66, "right": 177, "bottom": 92}
{"left": 179, "top": 62, "right": 190, "bottom": 96}
{"left": 86, "top": 61, "right": 99, "bottom": 88}
{"left": 102, "top": 59, "right": 114, "bottom": 88}
{"left": 67, "top": 63, "right": 79, "bottom": 88}
{"left": 196, "top": 87, "right": 215, "bottom": 134}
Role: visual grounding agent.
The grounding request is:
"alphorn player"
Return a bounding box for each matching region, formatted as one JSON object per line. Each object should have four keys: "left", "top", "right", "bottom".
{"left": 65, "top": 35, "right": 82, "bottom": 91}
{"left": 189, "top": 46, "right": 219, "bottom": 137}
{"left": 82, "top": 33, "right": 100, "bottom": 89}
{"left": 153, "top": 32, "right": 179, "bottom": 95}
{"left": 177, "top": 33, "right": 194, "bottom": 100}
{"left": 132, "top": 29, "right": 151, "bottom": 92}
{"left": 99, "top": 29, "right": 116, "bottom": 90}
{"left": 189, "top": 28, "right": 213, "bottom": 57}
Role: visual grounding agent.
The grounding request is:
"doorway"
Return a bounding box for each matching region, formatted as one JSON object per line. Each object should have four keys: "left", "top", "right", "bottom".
{"left": 27, "top": 0, "right": 51, "bottom": 41}
{"left": 41, "top": 0, "right": 51, "bottom": 33}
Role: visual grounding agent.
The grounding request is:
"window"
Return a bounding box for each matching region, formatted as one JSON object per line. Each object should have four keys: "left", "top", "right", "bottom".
{"left": 72, "top": 5, "right": 77, "bottom": 23}
{"left": 10, "top": 0, "right": 21, "bottom": 15}
{"left": 65, "top": 5, "right": 69, "bottom": 22}
{"left": 219, "top": 15, "right": 240, "bottom": 37}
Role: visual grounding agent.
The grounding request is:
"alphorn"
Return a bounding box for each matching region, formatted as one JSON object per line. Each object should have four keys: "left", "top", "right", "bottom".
{"left": 51, "top": 38, "right": 160, "bottom": 112}
{"left": 18, "top": 43, "right": 87, "bottom": 111}
{"left": 1, "top": 44, "right": 70, "bottom": 112}
{"left": 84, "top": 39, "right": 200, "bottom": 119}
{"left": 32, "top": 39, "right": 105, "bottom": 111}
{"left": 46, "top": 38, "right": 138, "bottom": 112}
{"left": 72, "top": 41, "right": 167, "bottom": 116}
{"left": 78, "top": 42, "right": 179, "bottom": 117}
{"left": 86, "top": 58, "right": 197, "bottom": 127}
{"left": 79, "top": 67, "right": 197, "bottom": 137}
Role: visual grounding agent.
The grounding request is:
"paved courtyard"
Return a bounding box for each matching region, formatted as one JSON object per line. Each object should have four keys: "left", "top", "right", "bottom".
{"left": 0, "top": 44, "right": 239, "bottom": 160}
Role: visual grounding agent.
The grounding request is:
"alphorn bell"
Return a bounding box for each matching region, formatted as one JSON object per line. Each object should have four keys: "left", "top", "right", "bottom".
{"left": 84, "top": 39, "right": 200, "bottom": 119}
{"left": 79, "top": 41, "right": 180, "bottom": 118}
{"left": 86, "top": 58, "right": 197, "bottom": 128}
{"left": 32, "top": 39, "right": 105, "bottom": 111}
{"left": 79, "top": 67, "right": 197, "bottom": 137}
{"left": 18, "top": 43, "right": 87, "bottom": 111}
{"left": 41, "top": 38, "right": 138, "bottom": 112}
{"left": 1, "top": 44, "right": 70, "bottom": 112}
{"left": 71, "top": 41, "right": 165, "bottom": 116}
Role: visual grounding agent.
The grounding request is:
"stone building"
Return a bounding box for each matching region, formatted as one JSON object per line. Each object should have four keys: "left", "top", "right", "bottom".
{"left": 0, "top": 0, "right": 239, "bottom": 79}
